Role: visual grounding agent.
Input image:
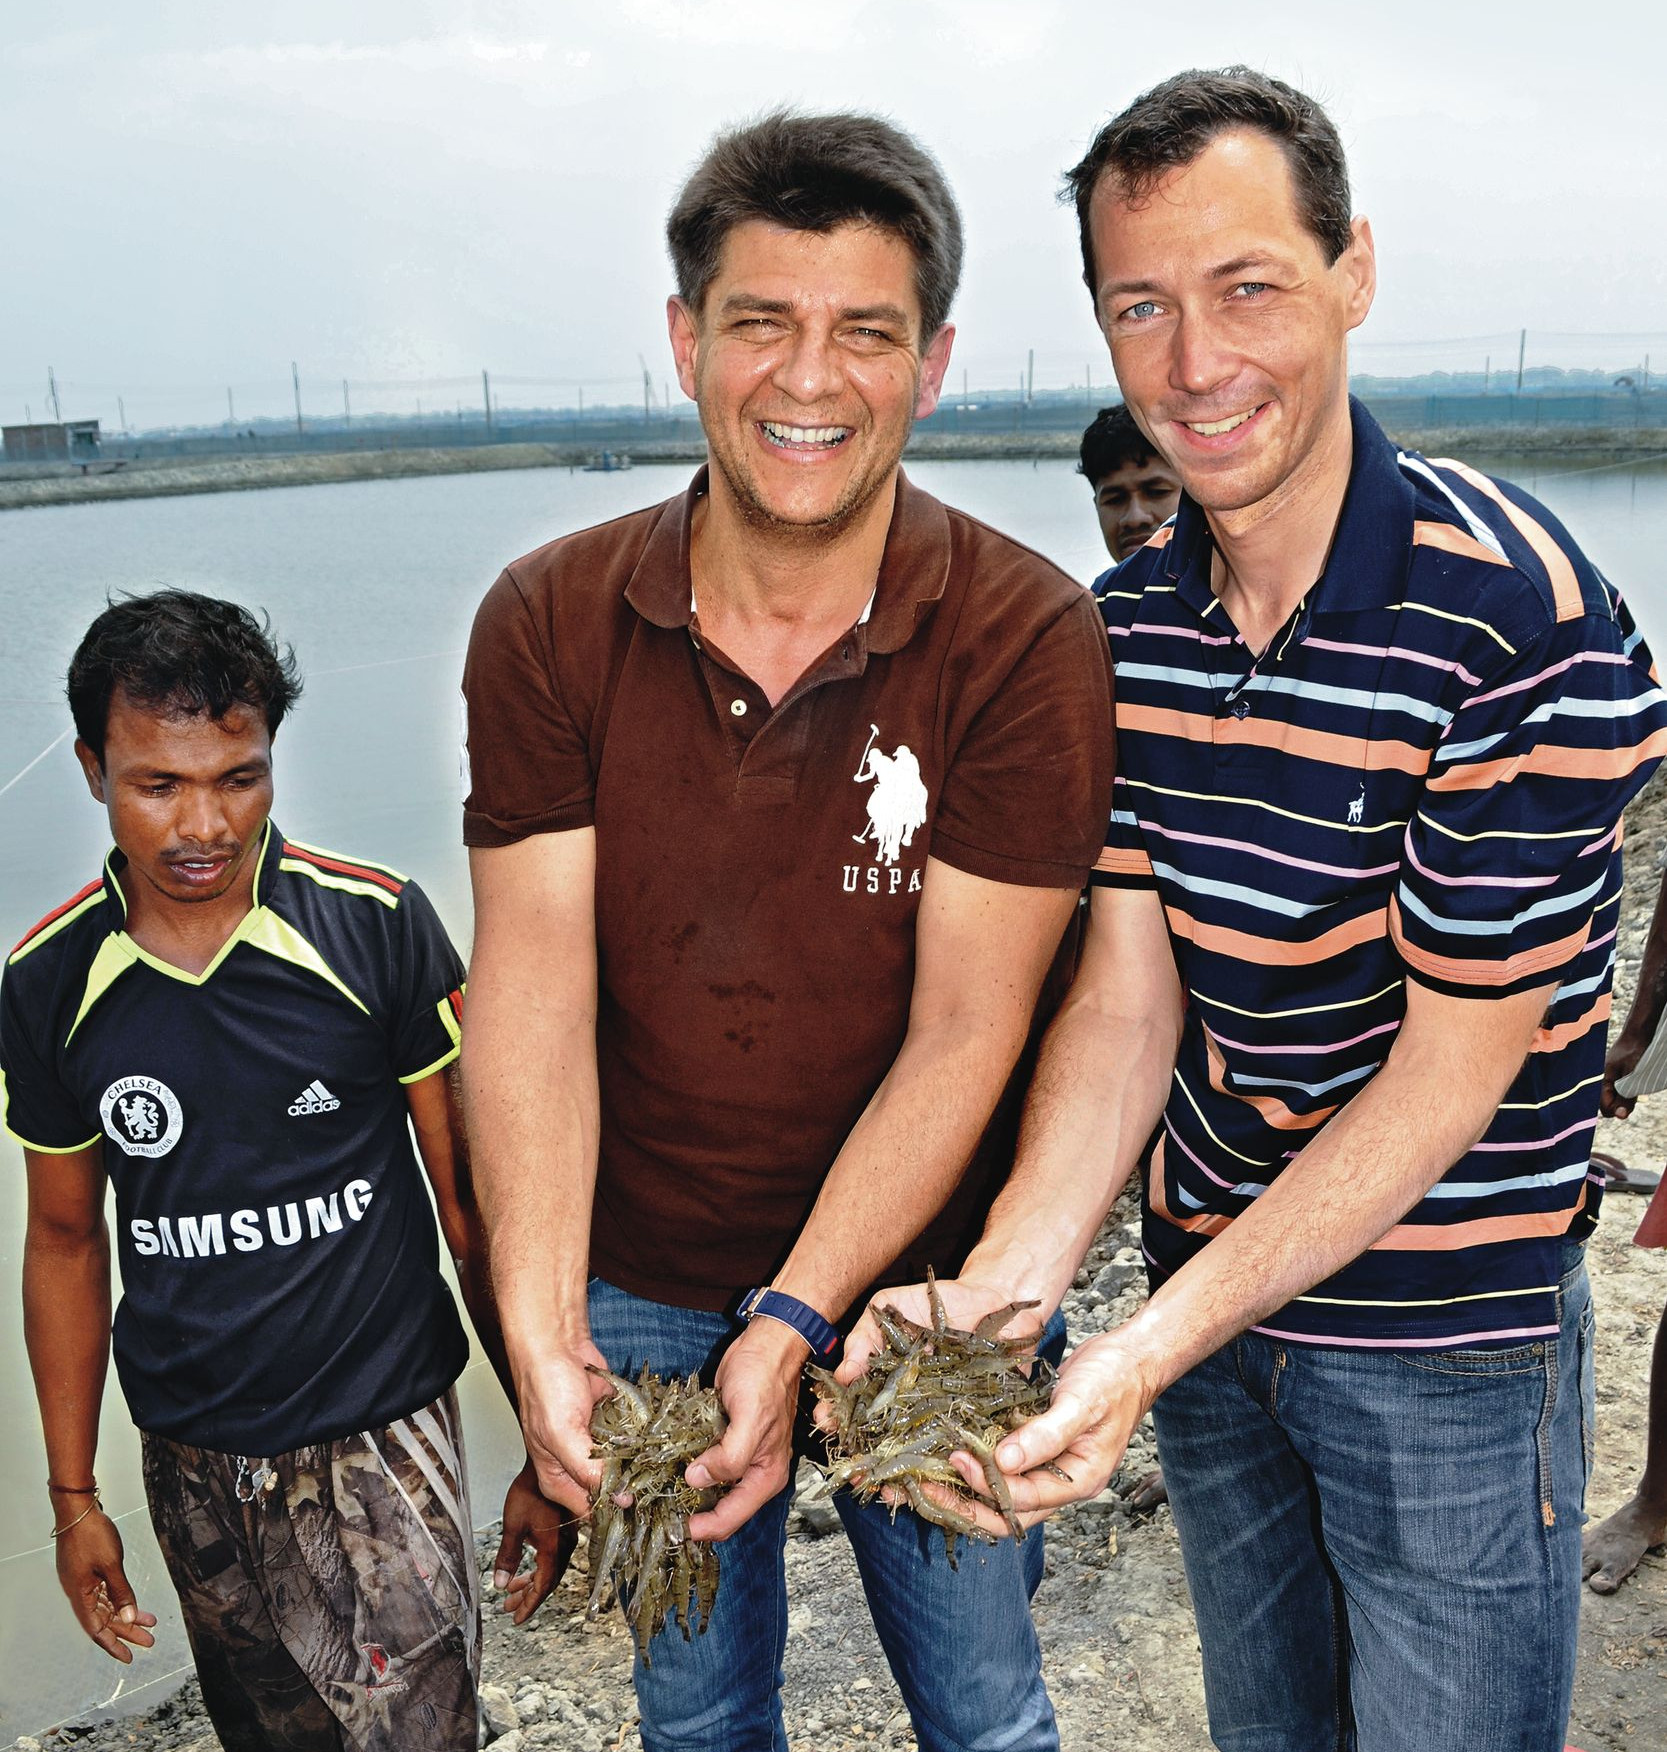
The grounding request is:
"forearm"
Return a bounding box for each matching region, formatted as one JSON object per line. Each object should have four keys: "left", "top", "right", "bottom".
{"left": 971, "top": 1016, "right": 1550, "bottom": 1528}
{"left": 1116, "top": 1034, "right": 1524, "bottom": 1401}
{"left": 773, "top": 1013, "right": 1038, "bottom": 1323}
{"left": 464, "top": 832, "right": 602, "bottom": 1369}
{"left": 23, "top": 1226, "right": 112, "bottom": 1490}
{"left": 964, "top": 985, "right": 1179, "bottom": 1316}
{"left": 454, "top": 1243, "right": 518, "bottom": 1408}
{"left": 414, "top": 1068, "right": 523, "bottom": 1410}
{"left": 462, "top": 1017, "right": 597, "bottom": 1341}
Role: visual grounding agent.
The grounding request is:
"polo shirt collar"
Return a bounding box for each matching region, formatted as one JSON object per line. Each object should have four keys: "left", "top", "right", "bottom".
{"left": 104, "top": 817, "right": 281, "bottom": 927}
{"left": 623, "top": 465, "right": 951, "bottom": 655}
{"left": 1165, "top": 396, "right": 1416, "bottom": 621}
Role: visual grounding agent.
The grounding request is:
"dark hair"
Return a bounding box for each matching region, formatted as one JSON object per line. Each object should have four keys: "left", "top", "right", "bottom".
{"left": 667, "top": 109, "right": 964, "bottom": 341}
{"left": 1078, "top": 404, "right": 1160, "bottom": 483}
{"left": 1063, "top": 67, "right": 1352, "bottom": 293}
{"left": 68, "top": 589, "right": 302, "bottom": 765}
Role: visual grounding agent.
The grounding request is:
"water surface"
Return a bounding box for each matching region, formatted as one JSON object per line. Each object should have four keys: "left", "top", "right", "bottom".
{"left": 2, "top": 452, "right": 1664, "bottom": 1731}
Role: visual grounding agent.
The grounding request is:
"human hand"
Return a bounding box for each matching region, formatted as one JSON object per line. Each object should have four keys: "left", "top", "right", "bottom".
{"left": 685, "top": 1320, "right": 803, "bottom": 1541}
{"left": 513, "top": 1333, "right": 615, "bottom": 1516}
{"left": 973, "top": 1330, "right": 1154, "bottom": 1529}
{"left": 1119, "top": 1465, "right": 1168, "bottom": 1513}
{"left": 912, "top": 1329, "right": 1155, "bottom": 1539}
{"left": 1602, "top": 1033, "right": 1649, "bottom": 1118}
{"left": 55, "top": 1509, "right": 157, "bottom": 1662}
{"left": 492, "top": 1459, "right": 577, "bottom": 1624}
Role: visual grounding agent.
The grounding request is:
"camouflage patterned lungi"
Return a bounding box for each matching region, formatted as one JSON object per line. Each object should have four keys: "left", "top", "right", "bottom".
{"left": 141, "top": 1387, "right": 480, "bottom": 1752}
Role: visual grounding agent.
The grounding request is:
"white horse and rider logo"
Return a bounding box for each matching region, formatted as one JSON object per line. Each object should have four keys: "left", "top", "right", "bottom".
{"left": 848, "top": 724, "right": 928, "bottom": 880}
{"left": 100, "top": 1075, "right": 184, "bottom": 1159}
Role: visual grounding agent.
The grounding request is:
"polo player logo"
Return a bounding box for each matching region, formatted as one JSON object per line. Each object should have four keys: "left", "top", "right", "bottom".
{"left": 852, "top": 724, "right": 928, "bottom": 867}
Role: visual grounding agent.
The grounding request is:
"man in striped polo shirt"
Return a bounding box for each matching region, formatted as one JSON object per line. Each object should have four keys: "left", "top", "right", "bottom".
{"left": 842, "top": 69, "right": 1667, "bottom": 1748}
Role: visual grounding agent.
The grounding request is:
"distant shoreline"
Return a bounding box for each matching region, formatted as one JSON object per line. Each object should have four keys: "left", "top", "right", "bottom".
{"left": 3, "top": 426, "right": 1665, "bottom": 512}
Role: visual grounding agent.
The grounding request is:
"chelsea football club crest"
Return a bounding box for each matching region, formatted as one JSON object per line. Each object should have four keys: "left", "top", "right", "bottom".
{"left": 100, "top": 1075, "right": 184, "bottom": 1158}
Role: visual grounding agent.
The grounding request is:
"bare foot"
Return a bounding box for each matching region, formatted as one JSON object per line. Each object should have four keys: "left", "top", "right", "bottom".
{"left": 1119, "top": 1466, "right": 1168, "bottom": 1514}
{"left": 1582, "top": 1492, "right": 1667, "bottom": 1593}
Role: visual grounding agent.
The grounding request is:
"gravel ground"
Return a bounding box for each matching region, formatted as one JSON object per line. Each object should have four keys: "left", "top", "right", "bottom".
{"left": 24, "top": 782, "right": 1667, "bottom": 1752}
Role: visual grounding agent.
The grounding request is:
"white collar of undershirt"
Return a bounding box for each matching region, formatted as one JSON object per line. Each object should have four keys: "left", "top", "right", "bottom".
{"left": 690, "top": 587, "right": 876, "bottom": 625}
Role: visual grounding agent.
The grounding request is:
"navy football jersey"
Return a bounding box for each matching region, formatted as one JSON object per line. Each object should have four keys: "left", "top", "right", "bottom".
{"left": 1, "top": 822, "right": 470, "bottom": 1452}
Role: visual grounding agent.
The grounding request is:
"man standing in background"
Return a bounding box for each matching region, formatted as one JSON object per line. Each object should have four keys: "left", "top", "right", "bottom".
{"left": 1078, "top": 401, "right": 1181, "bottom": 566}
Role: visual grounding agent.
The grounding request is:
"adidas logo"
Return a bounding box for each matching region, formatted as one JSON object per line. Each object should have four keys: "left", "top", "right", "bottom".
{"left": 287, "top": 1079, "right": 341, "bottom": 1116}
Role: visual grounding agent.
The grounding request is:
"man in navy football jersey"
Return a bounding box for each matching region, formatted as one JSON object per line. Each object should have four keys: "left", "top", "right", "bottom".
{"left": 2, "top": 591, "right": 569, "bottom": 1752}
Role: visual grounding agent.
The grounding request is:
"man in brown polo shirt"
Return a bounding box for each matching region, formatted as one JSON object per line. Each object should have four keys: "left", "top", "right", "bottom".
{"left": 460, "top": 110, "right": 1113, "bottom": 1752}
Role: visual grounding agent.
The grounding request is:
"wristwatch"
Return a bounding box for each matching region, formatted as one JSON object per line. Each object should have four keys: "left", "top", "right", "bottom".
{"left": 737, "top": 1286, "right": 841, "bottom": 1358}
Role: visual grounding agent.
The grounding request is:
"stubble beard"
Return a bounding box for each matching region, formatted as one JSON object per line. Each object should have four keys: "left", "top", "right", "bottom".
{"left": 707, "top": 437, "right": 902, "bottom": 548}
{"left": 702, "top": 381, "right": 917, "bottom": 549}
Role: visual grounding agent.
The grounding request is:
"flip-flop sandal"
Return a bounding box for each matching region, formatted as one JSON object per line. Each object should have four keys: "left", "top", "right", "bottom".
{"left": 1591, "top": 1151, "right": 1663, "bottom": 1195}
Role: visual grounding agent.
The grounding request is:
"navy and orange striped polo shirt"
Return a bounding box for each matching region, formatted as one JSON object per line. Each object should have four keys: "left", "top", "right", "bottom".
{"left": 1096, "top": 399, "right": 1667, "bottom": 1347}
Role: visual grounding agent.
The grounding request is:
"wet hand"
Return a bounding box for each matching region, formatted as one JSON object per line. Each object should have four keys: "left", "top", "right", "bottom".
{"left": 946, "top": 1330, "right": 1153, "bottom": 1532}
{"left": 56, "top": 1511, "right": 157, "bottom": 1662}
{"left": 493, "top": 1459, "right": 577, "bottom": 1624}
{"left": 514, "top": 1335, "right": 615, "bottom": 1516}
{"left": 686, "top": 1321, "right": 802, "bottom": 1541}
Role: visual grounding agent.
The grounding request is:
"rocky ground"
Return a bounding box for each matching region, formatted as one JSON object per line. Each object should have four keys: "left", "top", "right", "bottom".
{"left": 22, "top": 784, "right": 1667, "bottom": 1752}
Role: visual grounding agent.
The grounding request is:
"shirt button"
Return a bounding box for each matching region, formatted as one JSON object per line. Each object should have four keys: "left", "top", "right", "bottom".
{"left": 1231, "top": 698, "right": 1251, "bottom": 719}
{"left": 730, "top": 699, "right": 747, "bottom": 717}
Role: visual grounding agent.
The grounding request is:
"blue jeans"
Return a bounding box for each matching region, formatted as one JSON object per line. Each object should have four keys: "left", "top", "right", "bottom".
{"left": 588, "top": 1277, "right": 1063, "bottom": 1752}
{"left": 1153, "top": 1248, "right": 1595, "bottom": 1752}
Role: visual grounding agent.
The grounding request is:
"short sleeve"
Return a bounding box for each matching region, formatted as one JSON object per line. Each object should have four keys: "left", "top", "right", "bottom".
{"left": 1091, "top": 554, "right": 1157, "bottom": 889}
{"left": 1089, "top": 772, "right": 1157, "bottom": 889}
{"left": 1392, "top": 605, "right": 1667, "bottom": 996}
{"left": 931, "top": 592, "right": 1116, "bottom": 888}
{"left": 388, "top": 881, "right": 467, "bottom": 1084}
{"left": 462, "top": 568, "right": 596, "bottom": 847}
{"left": 0, "top": 966, "right": 99, "bottom": 1153}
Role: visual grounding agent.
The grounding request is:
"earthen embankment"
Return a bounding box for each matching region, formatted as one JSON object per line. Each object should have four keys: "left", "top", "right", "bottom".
{"left": 3, "top": 426, "right": 1662, "bottom": 512}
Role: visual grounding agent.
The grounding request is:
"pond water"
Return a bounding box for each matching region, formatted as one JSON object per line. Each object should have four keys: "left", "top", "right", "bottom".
{"left": 2, "top": 450, "right": 1664, "bottom": 1731}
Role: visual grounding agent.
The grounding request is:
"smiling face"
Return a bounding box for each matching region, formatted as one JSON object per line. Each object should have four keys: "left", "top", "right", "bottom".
{"left": 1089, "top": 128, "right": 1374, "bottom": 524}
{"left": 668, "top": 219, "right": 953, "bottom": 540}
{"left": 1092, "top": 455, "right": 1182, "bottom": 560}
{"left": 77, "top": 690, "right": 273, "bottom": 924}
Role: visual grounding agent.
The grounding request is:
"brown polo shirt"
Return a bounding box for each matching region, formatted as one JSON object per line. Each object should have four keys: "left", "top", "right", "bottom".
{"left": 462, "top": 468, "right": 1114, "bottom": 1312}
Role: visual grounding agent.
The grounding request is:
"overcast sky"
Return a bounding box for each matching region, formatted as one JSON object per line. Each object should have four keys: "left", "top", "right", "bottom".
{"left": 4, "top": 0, "right": 1663, "bottom": 430}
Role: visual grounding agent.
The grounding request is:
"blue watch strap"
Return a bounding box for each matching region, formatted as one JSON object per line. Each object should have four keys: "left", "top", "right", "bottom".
{"left": 738, "top": 1287, "right": 841, "bottom": 1358}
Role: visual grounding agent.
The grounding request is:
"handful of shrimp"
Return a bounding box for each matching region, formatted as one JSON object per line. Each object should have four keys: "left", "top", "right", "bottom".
{"left": 809, "top": 1271, "right": 1057, "bottom": 1562}
{"left": 585, "top": 1366, "right": 726, "bottom": 1663}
